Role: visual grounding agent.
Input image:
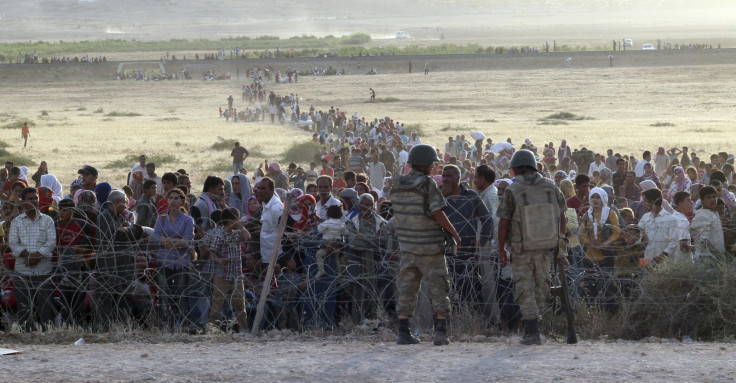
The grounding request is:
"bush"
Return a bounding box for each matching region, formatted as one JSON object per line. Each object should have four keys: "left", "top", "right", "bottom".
{"left": 105, "top": 153, "right": 178, "bottom": 169}
{"left": 40, "top": 110, "right": 49, "bottom": 116}
{"left": 404, "top": 123, "right": 425, "bottom": 137}
{"left": 210, "top": 137, "right": 238, "bottom": 151}
{"left": 282, "top": 141, "right": 322, "bottom": 164}
{"left": 105, "top": 111, "right": 141, "bottom": 117}
{"left": 1, "top": 119, "right": 34, "bottom": 130}
{"left": 366, "top": 97, "right": 400, "bottom": 103}
{"left": 93, "top": 108, "right": 104, "bottom": 114}
{"left": 0, "top": 139, "right": 36, "bottom": 166}
{"left": 650, "top": 122, "right": 675, "bottom": 127}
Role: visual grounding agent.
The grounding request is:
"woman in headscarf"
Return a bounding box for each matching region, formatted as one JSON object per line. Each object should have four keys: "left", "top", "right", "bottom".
{"left": 579, "top": 187, "right": 620, "bottom": 271}
{"left": 130, "top": 170, "right": 145, "bottom": 201}
{"left": 18, "top": 166, "right": 28, "bottom": 182}
{"left": 37, "top": 186, "right": 60, "bottom": 222}
{"left": 289, "top": 193, "right": 319, "bottom": 236}
{"left": 242, "top": 196, "right": 262, "bottom": 259}
{"left": 94, "top": 182, "right": 112, "bottom": 211}
{"left": 668, "top": 166, "right": 692, "bottom": 197}
{"left": 40, "top": 174, "right": 63, "bottom": 203}
{"left": 578, "top": 187, "right": 621, "bottom": 311}
{"left": 227, "top": 173, "right": 253, "bottom": 214}
{"left": 76, "top": 190, "right": 98, "bottom": 225}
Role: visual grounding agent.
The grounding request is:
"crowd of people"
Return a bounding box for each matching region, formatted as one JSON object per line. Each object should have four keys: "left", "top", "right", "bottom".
{"left": 2, "top": 92, "right": 735, "bottom": 336}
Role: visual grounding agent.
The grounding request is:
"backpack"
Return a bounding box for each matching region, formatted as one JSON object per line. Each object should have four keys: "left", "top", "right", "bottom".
{"left": 508, "top": 179, "right": 560, "bottom": 252}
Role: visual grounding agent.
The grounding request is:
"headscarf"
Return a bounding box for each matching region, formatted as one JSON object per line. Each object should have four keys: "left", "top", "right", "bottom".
{"left": 275, "top": 188, "right": 287, "bottom": 202}
{"left": 37, "top": 187, "right": 55, "bottom": 213}
{"left": 588, "top": 187, "right": 610, "bottom": 240}
{"left": 674, "top": 166, "right": 687, "bottom": 192}
{"left": 18, "top": 166, "right": 28, "bottom": 182}
{"left": 76, "top": 190, "right": 97, "bottom": 213}
{"left": 290, "top": 194, "right": 319, "bottom": 234}
{"left": 40, "top": 174, "right": 63, "bottom": 203}
{"left": 223, "top": 179, "right": 232, "bottom": 194}
{"left": 244, "top": 196, "right": 261, "bottom": 220}
{"left": 554, "top": 170, "right": 567, "bottom": 180}
{"left": 568, "top": 169, "right": 577, "bottom": 180}
{"left": 493, "top": 178, "right": 512, "bottom": 188}
{"left": 227, "top": 173, "right": 253, "bottom": 214}
{"left": 599, "top": 168, "right": 612, "bottom": 185}
{"left": 639, "top": 180, "right": 657, "bottom": 191}
{"left": 132, "top": 170, "right": 144, "bottom": 184}
{"left": 94, "top": 182, "right": 112, "bottom": 210}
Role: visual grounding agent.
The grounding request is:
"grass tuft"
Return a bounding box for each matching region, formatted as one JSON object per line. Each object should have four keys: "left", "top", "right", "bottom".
{"left": 105, "top": 153, "right": 178, "bottom": 169}
{"left": 105, "top": 111, "right": 141, "bottom": 117}
{"left": 650, "top": 122, "right": 675, "bottom": 127}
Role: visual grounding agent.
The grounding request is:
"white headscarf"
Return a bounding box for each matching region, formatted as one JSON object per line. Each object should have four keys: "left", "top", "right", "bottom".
{"left": 18, "top": 166, "right": 28, "bottom": 181}
{"left": 588, "top": 187, "right": 610, "bottom": 240}
{"left": 40, "top": 174, "right": 63, "bottom": 203}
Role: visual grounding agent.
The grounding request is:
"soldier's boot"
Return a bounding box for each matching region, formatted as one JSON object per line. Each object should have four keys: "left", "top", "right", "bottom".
{"left": 433, "top": 317, "right": 450, "bottom": 346}
{"left": 520, "top": 319, "right": 542, "bottom": 345}
{"left": 396, "top": 318, "right": 420, "bottom": 345}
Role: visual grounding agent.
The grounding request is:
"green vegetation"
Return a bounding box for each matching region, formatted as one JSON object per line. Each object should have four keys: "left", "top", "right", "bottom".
{"left": 76, "top": 106, "right": 87, "bottom": 111}
{"left": 542, "top": 112, "right": 593, "bottom": 121}
{"left": 282, "top": 141, "right": 322, "bottom": 163}
{"left": 0, "top": 33, "right": 372, "bottom": 58}
{"left": 93, "top": 108, "right": 104, "bottom": 114}
{"left": 404, "top": 123, "right": 426, "bottom": 137}
{"left": 210, "top": 137, "right": 238, "bottom": 151}
{"left": 40, "top": 110, "right": 49, "bottom": 116}
{"left": 440, "top": 124, "right": 468, "bottom": 132}
{"left": 366, "top": 97, "right": 400, "bottom": 103}
{"left": 156, "top": 117, "right": 181, "bottom": 121}
{"left": 105, "top": 153, "right": 178, "bottom": 169}
{"left": 475, "top": 119, "right": 498, "bottom": 123}
{"left": 1, "top": 119, "right": 34, "bottom": 130}
{"left": 105, "top": 111, "right": 141, "bottom": 117}
{"left": 650, "top": 122, "right": 675, "bottom": 127}
{"left": 537, "top": 112, "right": 592, "bottom": 126}
{"left": 0, "top": 139, "right": 36, "bottom": 166}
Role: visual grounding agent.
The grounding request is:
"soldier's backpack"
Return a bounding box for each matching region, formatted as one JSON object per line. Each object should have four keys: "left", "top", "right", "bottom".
{"left": 508, "top": 179, "right": 560, "bottom": 252}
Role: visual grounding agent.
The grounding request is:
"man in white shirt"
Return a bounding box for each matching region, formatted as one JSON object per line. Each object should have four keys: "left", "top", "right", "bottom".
{"left": 639, "top": 188, "right": 681, "bottom": 264}
{"left": 129, "top": 154, "right": 146, "bottom": 185}
{"left": 8, "top": 187, "right": 57, "bottom": 331}
{"left": 670, "top": 191, "right": 693, "bottom": 262}
{"left": 634, "top": 150, "right": 652, "bottom": 178}
{"left": 588, "top": 153, "right": 608, "bottom": 177}
{"left": 398, "top": 145, "right": 409, "bottom": 175}
{"left": 691, "top": 186, "right": 725, "bottom": 259}
{"left": 144, "top": 162, "right": 163, "bottom": 193}
{"left": 367, "top": 153, "right": 386, "bottom": 191}
{"left": 315, "top": 176, "right": 342, "bottom": 219}
{"left": 256, "top": 177, "right": 283, "bottom": 265}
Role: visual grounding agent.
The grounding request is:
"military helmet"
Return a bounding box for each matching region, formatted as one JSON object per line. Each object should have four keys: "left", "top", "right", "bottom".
{"left": 407, "top": 144, "right": 439, "bottom": 166}
{"left": 509, "top": 149, "right": 537, "bottom": 169}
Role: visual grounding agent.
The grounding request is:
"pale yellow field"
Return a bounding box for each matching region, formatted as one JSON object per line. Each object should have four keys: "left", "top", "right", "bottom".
{"left": 1, "top": 61, "right": 735, "bottom": 191}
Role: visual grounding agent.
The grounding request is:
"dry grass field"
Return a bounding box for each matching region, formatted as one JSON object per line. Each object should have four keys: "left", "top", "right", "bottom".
{"left": 1, "top": 56, "right": 735, "bottom": 190}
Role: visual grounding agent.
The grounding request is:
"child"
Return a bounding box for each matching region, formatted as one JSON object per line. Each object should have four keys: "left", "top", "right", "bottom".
{"left": 315, "top": 205, "right": 346, "bottom": 279}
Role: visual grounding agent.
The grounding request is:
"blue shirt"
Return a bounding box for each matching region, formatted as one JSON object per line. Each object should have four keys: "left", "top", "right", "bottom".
{"left": 153, "top": 212, "right": 195, "bottom": 270}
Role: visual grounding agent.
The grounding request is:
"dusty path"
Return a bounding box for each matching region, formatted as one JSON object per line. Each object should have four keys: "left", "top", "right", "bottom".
{"left": 1, "top": 336, "right": 734, "bottom": 382}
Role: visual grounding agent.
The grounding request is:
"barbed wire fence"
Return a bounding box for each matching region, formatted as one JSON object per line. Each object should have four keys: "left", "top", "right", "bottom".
{"left": 3, "top": 198, "right": 736, "bottom": 341}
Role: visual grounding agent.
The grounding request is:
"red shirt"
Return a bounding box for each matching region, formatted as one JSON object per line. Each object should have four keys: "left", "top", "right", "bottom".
{"left": 320, "top": 167, "right": 334, "bottom": 178}
{"left": 567, "top": 195, "right": 589, "bottom": 220}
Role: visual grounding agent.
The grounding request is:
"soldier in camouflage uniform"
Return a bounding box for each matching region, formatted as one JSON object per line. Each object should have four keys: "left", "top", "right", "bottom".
{"left": 391, "top": 144, "right": 462, "bottom": 346}
{"left": 497, "top": 149, "right": 567, "bottom": 345}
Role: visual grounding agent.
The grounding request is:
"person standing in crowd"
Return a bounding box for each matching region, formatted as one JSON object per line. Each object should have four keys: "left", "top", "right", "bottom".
{"left": 135, "top": 180, "right": 158, "bottom": 227}
{"left": 497, "top": 150, "right": 567, "bottom": 345}
{"left": 315, "top": 175, "right": 341, "bottom": 219}
{"left": 207, "top": 207, "right": 251, "bottom": 332}
{"left": 8, "top": 187, "right": 56, "bottom": 331}
{"left": 228, "top": 173, "right": 252, "bottom": 215}
{"left": 691, "top": 186, "right": 725, "bottom": 259}
{"left": 153, "top": 188, "right": 195, "bottom": 330}
{"left": 391, "top": 144, "right": 461, "bottom": 346}
{"left": 639, "top": 188, "right": 680, "bottom": 266}
{"left": 192, "top": 176, "right": 227, "bottom": 230}
{"left": 441, "top": 164, "right": 492, "bottom": 309}
{"left": 231, "top": 142, "right": 249, "bottom": 175}
{"left": 367, "top": 153, "right": 386, "bottom": 191}
{"left": 567, "top": 174, "right": 590, "bottom": 220}
{"left": 256, "top": 177, "right": 283, "bottom": 266}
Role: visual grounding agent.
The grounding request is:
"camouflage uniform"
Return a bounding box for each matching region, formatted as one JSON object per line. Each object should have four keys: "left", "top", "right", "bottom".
{"left": 391, "top": 170, "right": 451, "bottom": 318}
{"left": 496, "top": 173, "right": 567, "bottom": 320}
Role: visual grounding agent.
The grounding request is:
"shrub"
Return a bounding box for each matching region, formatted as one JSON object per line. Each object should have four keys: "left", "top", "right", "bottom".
{"left": 105, "top": 153, "right": 178, "bottom": 169}
{"left": 282, "top": 141, "right": 322, "bottom": 163}
{"left": 650, "top": 122, "right": 675, "bottom": 127}
{"left": 210, "top": 136, "right": 239, "bottom": 151}
{"left": 0, "top": 139, "right": 36, "bottom": 166}
{"left": 105, "top": 111, "right": 141, "bottom": 117}
{"left": 0, "top": 119, "right": 34, "bottom": 130}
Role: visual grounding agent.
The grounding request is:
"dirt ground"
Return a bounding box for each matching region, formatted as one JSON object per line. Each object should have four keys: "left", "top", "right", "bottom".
{"left": 1, "top": 334, "right": 735, "bottom": 382}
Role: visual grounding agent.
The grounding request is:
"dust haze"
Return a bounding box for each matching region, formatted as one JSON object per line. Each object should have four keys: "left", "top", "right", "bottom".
{"left": 2, "top": 0, "right": 736, "bottom": 46}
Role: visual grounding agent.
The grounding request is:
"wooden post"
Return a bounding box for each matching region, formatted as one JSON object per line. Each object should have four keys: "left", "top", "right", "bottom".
{"left": 251, "top": 195, "right": 291, "bottom": 335}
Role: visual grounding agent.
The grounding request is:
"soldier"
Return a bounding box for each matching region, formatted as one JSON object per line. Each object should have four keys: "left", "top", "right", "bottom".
{"left": 497, "top": 149, "right": 567, "bottom": 345}
{"left": 391, "top": 144, "right": 461, "bottom": 345}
